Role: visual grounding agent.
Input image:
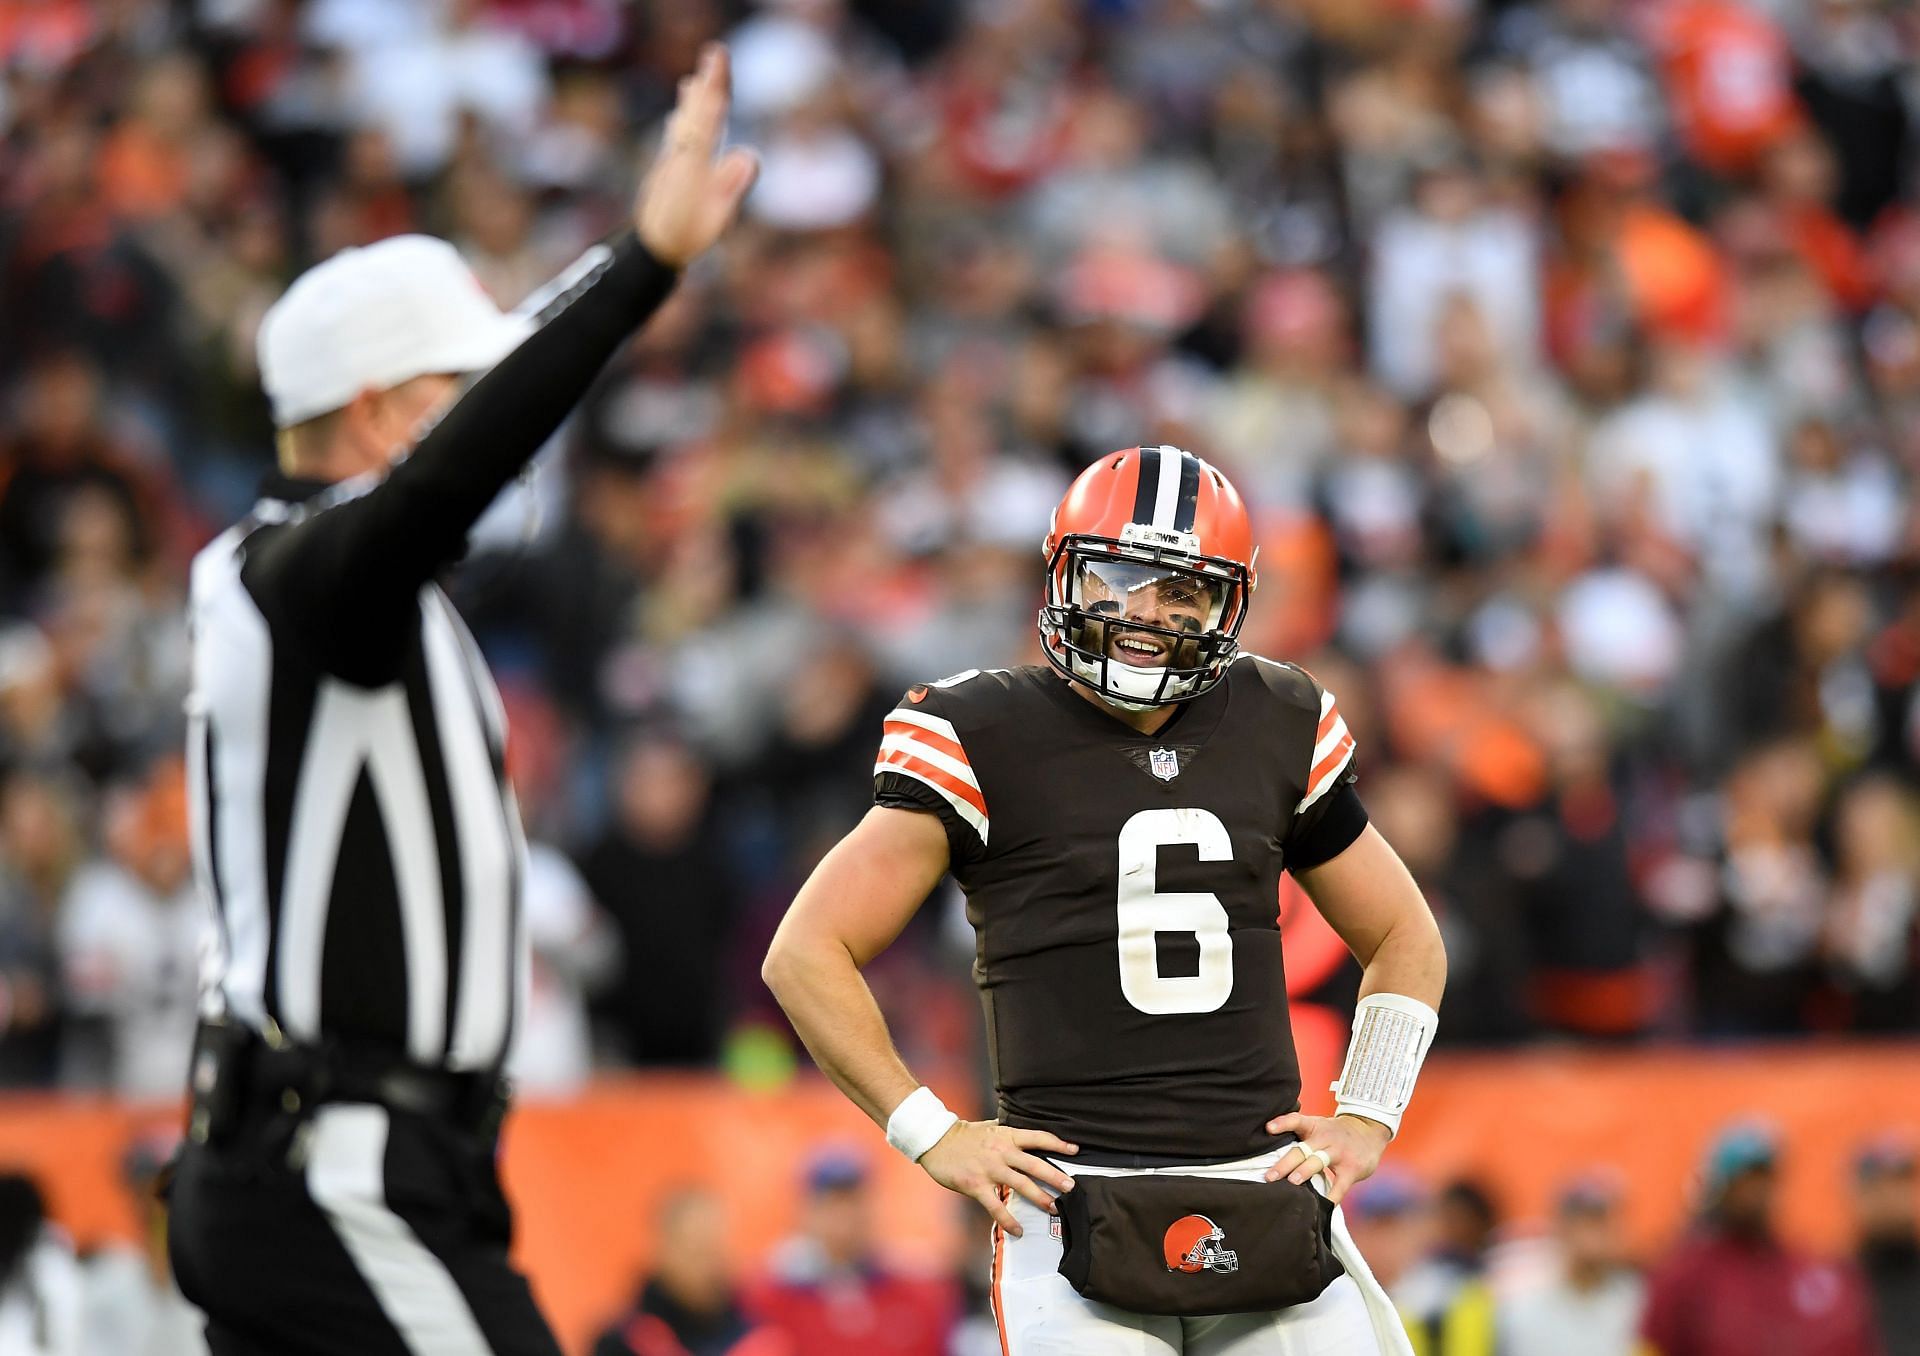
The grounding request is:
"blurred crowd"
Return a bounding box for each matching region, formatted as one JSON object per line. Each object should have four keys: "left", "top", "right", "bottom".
{"left": 2, "top": 0, "right": 1920, "bottom": 1100}
{"left": 1339, "top": 1121, "right": 1920, "bottom": 1356}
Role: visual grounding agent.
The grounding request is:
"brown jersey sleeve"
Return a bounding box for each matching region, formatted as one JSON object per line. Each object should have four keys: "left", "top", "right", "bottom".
{"left": 1281, "top": 674, "right": 1367, "bottom": 868}
{"left": 871, "top": 683, "right": 989, "bottom": 869}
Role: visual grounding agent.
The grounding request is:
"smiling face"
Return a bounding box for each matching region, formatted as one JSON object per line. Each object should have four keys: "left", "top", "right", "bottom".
{"left": 1074, "top": 557, "right": 1227, "bottom": 668}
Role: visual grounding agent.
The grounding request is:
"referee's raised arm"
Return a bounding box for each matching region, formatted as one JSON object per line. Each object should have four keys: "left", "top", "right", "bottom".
{"left": 169, "top": 47, "right": 753, "bottom": 1356}
{"left": 243, "top": 44, "right": 757, "bottom": 684}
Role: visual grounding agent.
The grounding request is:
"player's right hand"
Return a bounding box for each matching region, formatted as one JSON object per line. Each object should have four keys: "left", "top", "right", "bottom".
{"left": 918, "top": 1121, "right": 1079, "bottom": 1236}
{"left": 634, "top": 44, "right": 759, "bottom": 267}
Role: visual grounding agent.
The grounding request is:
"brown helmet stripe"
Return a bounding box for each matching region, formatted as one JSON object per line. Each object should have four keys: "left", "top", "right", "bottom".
{"left": 1130, "top": 445, "right": 1163, "bottom": 525}
{"left": 1172, "top": 449, "right": 1200, "bottom": 532}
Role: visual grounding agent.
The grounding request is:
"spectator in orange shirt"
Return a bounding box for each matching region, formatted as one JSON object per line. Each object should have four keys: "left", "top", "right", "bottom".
{"left": 1549, "top": 159, "right": 1731, "bottom": 352}
{"left": 1643, "top": 0, "right": 1803, "bottom": 178}
{"left": 94, "top": 53, "right": 212, "bottom": 224}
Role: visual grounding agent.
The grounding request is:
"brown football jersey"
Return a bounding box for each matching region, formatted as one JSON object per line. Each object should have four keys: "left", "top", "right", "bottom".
{"left": 872, "top": 658, "right": 1364, "bottom": 1162}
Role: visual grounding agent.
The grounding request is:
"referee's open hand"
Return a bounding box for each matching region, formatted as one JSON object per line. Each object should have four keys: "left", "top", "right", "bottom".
{"left": 636, "top": 44, "right": 759, "bottom": 267}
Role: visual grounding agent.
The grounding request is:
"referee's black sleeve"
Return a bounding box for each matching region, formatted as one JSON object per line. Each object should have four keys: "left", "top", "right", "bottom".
{"left": 243, "top": 234, "right": 677, "bottom": 684}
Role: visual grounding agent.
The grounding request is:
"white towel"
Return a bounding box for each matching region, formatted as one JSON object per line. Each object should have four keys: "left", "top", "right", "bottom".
{"left": 1318, "top": 1181, "right": 1416, "bottom": 1356}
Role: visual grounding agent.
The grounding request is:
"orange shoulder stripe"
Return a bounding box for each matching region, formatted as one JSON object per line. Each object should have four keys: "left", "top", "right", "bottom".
{"left": 876, "top": 748, "right": 989, "bottom": 819}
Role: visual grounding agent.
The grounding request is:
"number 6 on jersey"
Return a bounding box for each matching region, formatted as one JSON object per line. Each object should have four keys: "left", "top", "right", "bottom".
{"left": 1116, "top": 808, "right": 1234, "bottom": 1014}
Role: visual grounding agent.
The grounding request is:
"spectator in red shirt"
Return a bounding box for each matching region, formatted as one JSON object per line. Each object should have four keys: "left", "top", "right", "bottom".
{"left": 1643, "top": 1122, "right": 1882, "bottom": 1356}
{"left": 744, "top": 1151, "right": 957, "bottom": 1356}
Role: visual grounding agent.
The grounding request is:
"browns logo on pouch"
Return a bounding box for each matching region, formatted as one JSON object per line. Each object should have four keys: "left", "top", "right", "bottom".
{"left": 1162, "top": 1214, "right": 1239, "bottom": 1275}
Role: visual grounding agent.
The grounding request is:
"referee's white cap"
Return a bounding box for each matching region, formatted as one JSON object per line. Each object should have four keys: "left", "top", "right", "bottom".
{"left": 258, "top": 234, "right": 534, "bottom": 428}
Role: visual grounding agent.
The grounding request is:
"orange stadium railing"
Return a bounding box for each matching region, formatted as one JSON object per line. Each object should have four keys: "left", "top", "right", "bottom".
{"left": 0, "top": 1042, "right": 1914, "bottom": 1352}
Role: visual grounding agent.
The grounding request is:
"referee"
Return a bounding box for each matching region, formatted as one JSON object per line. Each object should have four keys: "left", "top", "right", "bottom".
{"left": 166, "top": 48, "right": 755, "bottom": 1356}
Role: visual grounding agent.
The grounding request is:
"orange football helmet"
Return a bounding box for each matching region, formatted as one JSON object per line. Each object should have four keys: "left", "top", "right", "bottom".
{"left": 1040, "top": 445, "right": 1256, "bottom": 709}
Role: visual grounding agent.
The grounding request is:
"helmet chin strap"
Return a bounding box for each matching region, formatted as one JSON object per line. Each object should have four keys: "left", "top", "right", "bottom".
{"left": 1066, "top": 647, "right": 1195, "bottom": 710}
{"left": 1084, "top": 686, "right": 1161, "bottom": 713}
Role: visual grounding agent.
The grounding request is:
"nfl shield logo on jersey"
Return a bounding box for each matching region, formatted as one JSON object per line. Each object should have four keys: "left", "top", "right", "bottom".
{"left": 1149, "top": 748, "right": 1180, "bottom": 781}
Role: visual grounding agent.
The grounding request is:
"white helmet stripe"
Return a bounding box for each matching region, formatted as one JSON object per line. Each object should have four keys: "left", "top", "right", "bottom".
{"left": 1151, "top": 443, "right": 1182, "bottom": 530}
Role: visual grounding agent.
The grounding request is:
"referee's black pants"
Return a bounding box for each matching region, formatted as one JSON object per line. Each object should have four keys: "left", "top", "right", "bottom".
{"left": 168, "top": 1100, "right": 562, "bottom": 1356}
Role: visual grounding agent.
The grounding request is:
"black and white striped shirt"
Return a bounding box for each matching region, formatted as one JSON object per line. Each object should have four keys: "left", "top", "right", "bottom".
{"left": 184, "top": 234, "right": 676, "bottom": 1073}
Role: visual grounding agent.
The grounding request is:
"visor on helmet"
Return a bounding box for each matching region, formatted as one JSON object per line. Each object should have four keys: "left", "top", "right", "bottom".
{"left": 1073, "top": 558, "right": 1230, "bottom": 633}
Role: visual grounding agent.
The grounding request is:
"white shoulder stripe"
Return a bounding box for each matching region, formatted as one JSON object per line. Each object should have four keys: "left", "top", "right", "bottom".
{"left": 1311, "top": 714, "right": 1351, "bottom": 769}
{"left": 878, "top": 732, "right": 981, "bottom": 790}
{"left": 1298, "top": 745, "right": 1354, "bottom": 813}
{"left": 884, "top": 707, "right": 965, "bottom": 745}
{"left": 874, "top": 761, "right": 990, "bottom": 844}
{"left": 1299, "top": 684, "right": 1356, "bottom": 815}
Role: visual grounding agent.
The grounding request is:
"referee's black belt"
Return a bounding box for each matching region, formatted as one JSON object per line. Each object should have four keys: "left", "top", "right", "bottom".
{"left": 188, "top": 1017, "right": 510, "bottom": 1152}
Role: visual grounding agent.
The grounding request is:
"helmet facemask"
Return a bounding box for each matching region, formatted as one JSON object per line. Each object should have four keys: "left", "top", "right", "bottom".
{"left": 1039, "top": 534, "right": 1251, "bottom": 710}
{"left": 1190, "top": 1224, "right": 1238, "bottom": 1273}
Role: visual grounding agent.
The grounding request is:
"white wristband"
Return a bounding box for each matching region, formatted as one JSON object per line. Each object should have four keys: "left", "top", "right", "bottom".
{"left": 1330, "top": 992, "right": 1438, "bottom": 1139}
{"left": 885, "top": 1086, "right": 959, "bottom": 1163}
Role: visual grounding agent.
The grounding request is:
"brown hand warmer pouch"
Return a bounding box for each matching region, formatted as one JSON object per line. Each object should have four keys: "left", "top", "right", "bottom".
{"left": 1055, "top": 1171, "right": 1345, "bottom": 1317}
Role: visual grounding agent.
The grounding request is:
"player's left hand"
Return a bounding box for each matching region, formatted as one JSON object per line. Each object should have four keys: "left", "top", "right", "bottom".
{"left": 1262, "top": 1111, "right": 1392, "bottom": 1204}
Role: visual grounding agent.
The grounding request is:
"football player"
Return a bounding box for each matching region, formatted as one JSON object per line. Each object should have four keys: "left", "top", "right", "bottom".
{"left": 764, "top": 446, "right": 1446, "bottom": 1354}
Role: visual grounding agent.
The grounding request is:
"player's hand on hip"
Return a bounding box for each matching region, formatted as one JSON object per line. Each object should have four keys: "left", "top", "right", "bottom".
{"left": 1263, "top": 1111, "right": 1392, "bottom": 1205}
{"left": 918, "top": 1121, "right": 1079, "bottom": 1237}
{"left": 634, "top": 44, "right": 759, "bottom": 267}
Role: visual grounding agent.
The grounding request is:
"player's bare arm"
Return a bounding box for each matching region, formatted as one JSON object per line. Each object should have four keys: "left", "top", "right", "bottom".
{"left": 1264, "top": 825, "right": 1446, "bottom": 1202}
{"left": 763, "top": 806, "right": 1078, "bottom": 1238}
